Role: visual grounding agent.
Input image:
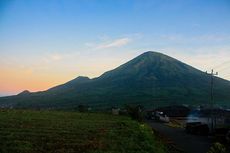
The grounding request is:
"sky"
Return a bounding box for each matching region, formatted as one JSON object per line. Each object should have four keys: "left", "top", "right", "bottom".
{"left": 0, "top": 0, "right": 230, "bottom": 96}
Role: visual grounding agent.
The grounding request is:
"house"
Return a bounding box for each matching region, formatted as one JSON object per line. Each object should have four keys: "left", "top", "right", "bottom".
{"left": 111, "top": 107, "right": 120, "bottom": 115}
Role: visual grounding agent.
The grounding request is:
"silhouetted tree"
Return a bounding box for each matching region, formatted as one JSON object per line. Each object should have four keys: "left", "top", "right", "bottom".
{"left": 125, "top": 104, "right": 144, "bottom": 122}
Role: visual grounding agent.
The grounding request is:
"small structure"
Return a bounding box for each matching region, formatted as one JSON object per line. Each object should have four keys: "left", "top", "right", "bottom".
{"left": 185, "top": 108, "right": 230, "bottom": 139}
{"left": 112, "top": 107, "right": 120, "bottom": 115}
{"left": 154, "top": 111, "right": 170, "bottom": 122}
{"left": 155, "top": 105, "right": 191, "bottom": 117}
{"left": 146, "top": 110, "right": 170, "bottom": 123}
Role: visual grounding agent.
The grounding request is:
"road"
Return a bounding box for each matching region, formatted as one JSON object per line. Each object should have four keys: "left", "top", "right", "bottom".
{"left": 147, "top": 121, "right": 213, "bottom": 153}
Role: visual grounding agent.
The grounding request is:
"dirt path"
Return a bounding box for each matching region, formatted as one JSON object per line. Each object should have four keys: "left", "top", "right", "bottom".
{"left": 147, "top": 121, "right": 213, "bottom": 153}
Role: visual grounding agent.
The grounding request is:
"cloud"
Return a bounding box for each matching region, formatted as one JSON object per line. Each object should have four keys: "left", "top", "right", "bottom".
{"left": 84, "top": 42, "right": 94, "bottom": 47}
{"left": 191, "top": 23, "right": 201, "bottom": 28}
{"left": 41, "top": 53, "right": 65, "bottom": 63}
{"left": 50, "top": 54, "right": 63, "bottom": 61}
{"left": 195, "top": 34, "right": 230, "bottom": 42}
{"left": 84, "top": 33, "right": 143, "bottom": 51}
{"left": 160, "top": 34, "right": 230, "bottom": 43}
{"left": 160, "top": 34, "right": 183, "bottom": 41}
{"left": 156, "top": 45, "right": 230, "bottom": 80}
{"left": 95, "top": 38, "right": 132, "bottom": 50}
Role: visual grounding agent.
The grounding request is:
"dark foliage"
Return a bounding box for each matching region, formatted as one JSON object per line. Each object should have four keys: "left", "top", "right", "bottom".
{"left": 125, "top": 104, "right": 144, "bottom": 122}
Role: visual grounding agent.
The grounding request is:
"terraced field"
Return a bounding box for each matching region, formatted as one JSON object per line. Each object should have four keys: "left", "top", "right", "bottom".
{"left": 0, "top": 110, "right": 166, "bottom": 153}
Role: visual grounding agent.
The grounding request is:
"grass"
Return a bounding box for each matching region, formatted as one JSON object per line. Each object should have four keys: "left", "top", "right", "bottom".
{"left": 0, "top": 109, "right": 166, "bottom": 153}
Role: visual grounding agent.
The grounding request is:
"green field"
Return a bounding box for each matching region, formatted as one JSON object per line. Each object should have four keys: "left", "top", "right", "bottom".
{"left": 0, "top": 110, "right": 166, "bottom": 153}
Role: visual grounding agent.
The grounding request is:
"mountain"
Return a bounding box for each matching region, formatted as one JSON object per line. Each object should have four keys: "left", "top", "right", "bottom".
{"left": 18, "top": 90, "right": 31, "bottom": 96}
{"left": 0, "top": 51, "right": 230, "bottom": 109}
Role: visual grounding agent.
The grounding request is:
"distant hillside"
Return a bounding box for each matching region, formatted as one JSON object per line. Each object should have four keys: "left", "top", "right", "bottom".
{"left": 0, "top": 51, "right": 230, "bottom": 109}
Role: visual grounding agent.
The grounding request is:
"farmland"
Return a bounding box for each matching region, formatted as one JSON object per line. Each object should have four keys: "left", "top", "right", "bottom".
{"left": 0, "top": 109, "right": 166, "bottom": 153}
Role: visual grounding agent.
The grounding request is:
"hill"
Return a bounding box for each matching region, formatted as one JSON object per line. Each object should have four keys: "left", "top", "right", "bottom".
{"left": 0, "top": 51, "right": 230, "bottom": 109}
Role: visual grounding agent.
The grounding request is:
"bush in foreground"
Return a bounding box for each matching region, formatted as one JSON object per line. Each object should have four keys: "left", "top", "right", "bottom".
{"left": 207, "top": 142, "right": 226, "bottom": 153}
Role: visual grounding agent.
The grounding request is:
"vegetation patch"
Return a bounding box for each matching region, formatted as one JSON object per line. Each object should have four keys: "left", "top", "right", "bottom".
{"left": 0, "top": 109, "right": 166, "bottom": 153}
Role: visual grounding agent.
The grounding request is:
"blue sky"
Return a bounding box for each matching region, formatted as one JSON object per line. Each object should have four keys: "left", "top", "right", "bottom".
{"left": 0, "top": 0, "right": 230, "bottom": 96}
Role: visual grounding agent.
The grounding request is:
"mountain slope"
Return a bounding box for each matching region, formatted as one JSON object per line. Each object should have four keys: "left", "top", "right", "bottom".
{"left": 0, "top": 51, "right": 230, "bottom": 109}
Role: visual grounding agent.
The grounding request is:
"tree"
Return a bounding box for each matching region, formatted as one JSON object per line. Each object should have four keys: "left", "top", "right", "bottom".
{"left": 125, "top": 104, "right": 144, "bottom": 122}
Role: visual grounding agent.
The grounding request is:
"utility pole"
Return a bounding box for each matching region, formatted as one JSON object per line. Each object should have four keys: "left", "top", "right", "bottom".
{"left": 206, "top": 69, "right": 218, "bottom": 132}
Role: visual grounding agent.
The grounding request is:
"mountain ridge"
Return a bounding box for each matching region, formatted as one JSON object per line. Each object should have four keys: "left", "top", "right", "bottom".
{"left": 0, "top": 51, "right": 230, "bottom": 109}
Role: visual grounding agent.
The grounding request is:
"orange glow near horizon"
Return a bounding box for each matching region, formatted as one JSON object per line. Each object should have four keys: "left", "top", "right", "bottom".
{"left": 0, "top": 60, "right": 123, "bottom": 95}
{"left": 0, "top": 66, "right": 74, "bottom": 95}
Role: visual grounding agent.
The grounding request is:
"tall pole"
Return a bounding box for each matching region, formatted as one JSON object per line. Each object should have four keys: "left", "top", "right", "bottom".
{"left": 207, "top": 69, "right": 218, "bottom": 132}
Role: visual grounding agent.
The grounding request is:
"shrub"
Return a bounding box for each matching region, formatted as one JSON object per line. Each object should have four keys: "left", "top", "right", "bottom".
{"left": 207, "top": 142, "right": 226, "bottom": 153}
{"left": 125, "top": 104, "right": 144, "bottom": 122}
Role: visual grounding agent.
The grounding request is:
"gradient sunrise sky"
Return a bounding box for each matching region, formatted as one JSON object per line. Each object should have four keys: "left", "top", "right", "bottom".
{"left": 0, "top": 0, "right": 230, "bottom": 96}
